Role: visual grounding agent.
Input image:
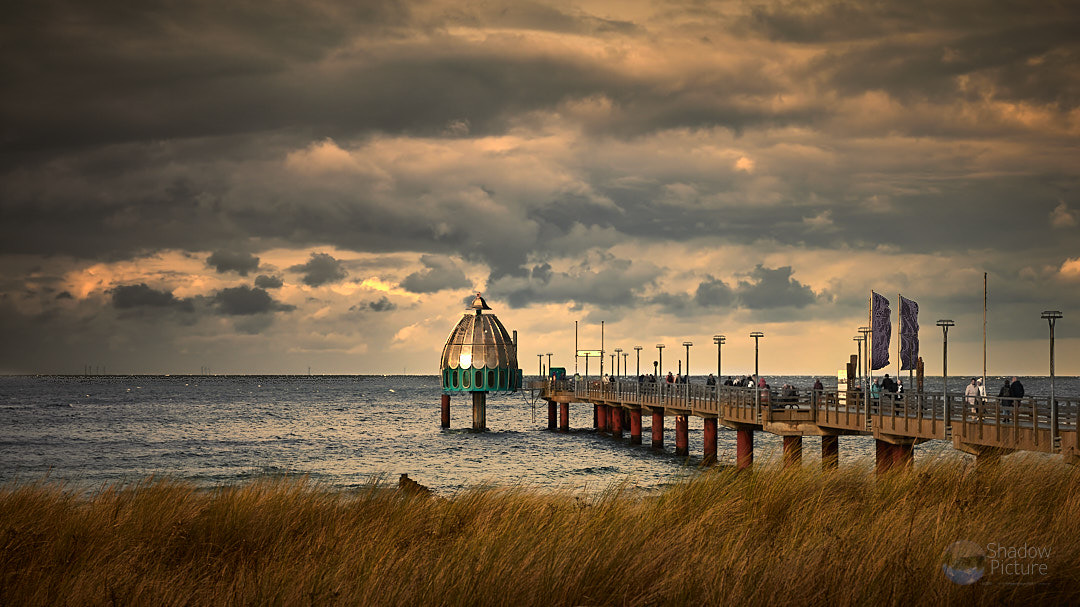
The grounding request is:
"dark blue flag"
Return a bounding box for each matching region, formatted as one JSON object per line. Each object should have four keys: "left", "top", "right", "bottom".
{"left": 900, "top": 295, "right": 919, "bottom": 371}
{"left": 871, "top": 291, "right": 891, "bottom": 370}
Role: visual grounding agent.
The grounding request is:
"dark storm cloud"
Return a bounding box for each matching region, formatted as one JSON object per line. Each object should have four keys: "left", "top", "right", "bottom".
{"left": 695, "top": 276, "right": 735, "bottom": 308}
{"left": 735, "top": 265, "right": 817, "bottom": 309}
{"left": 288, "top": 253, "right": 347, "bottom": 287}
{"left": 368, "top": 296, "right": 397, "bottom": 312}
{"left": 399, "top": 255, "right": 470, "bottom": 293}
{"left": 207, "top": 251, "right": 259, "bottom": 276}
{"left": 487, "top": 257, "right": 661, "bottom": 309}
{"left": 254, "top": 274, "right": 284, "bottom": 289}
{"left": 212, "top": 286, "right": 294, "bottom": 316}
{"left": 111, "top": 283, "right": 194, "bottom": 313}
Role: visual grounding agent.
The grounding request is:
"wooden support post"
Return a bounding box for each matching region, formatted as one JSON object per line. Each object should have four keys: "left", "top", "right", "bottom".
{"left": 675, "top": 415, "right": 689, "bottom": 456}
{"left": 623, "top": 408, "right": 631, "bottom": 431}
{"left": 441, "top": 394, "right": 450, "bottom": 428}
{"left": 736, "top": 428, "right": 754, "bottom": 470}
{"left": 611, "top": 406, "right": 623, "bottom": 438}
{"left": 547, "top": 400, "right": 557, "bottom": 430}
{"left": 875, "top": 439, "right": 893, "bottom": 475}
{"left": 821, "top": 435, "right": 839, "bottom": 470}
{"left": 782, "top": 436, "right": 803, "bottom": 468}
{"left": 630, "top": 409, "right": 642, "bottom": 445}
{"left": 471, "top": 391, "right": 486, "bottom": 431}
{"left": 703, "top": 418, "right": 718, "bottom": 465}
{"left": 593, "top": 404, "right": 598, "bottom": 428}
{"left": 892, "top": 442, "right": 914, "bottom": 469}
{"left": 597, "top": 404, "right": 608, "bottom": 433}
{"left": 559, "top": 402, "right": 569, "bottom": 432}
{"left": 652, "top": 409, "right": 664, "bottom": 449}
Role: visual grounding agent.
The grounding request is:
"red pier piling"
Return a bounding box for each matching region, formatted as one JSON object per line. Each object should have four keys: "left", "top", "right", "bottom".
{"left": 675, "top": 415, "right": 689, "bottom": 456}
{"left": 736, "top": 428, "right": 753, "bottom": 470}
{"left": 559, "top": 402, "right": 569, "bottom": 432}
{"left": 630, "top": 408, "right": 642, "bottom": 445}
{"left": 597, "top": 404, "right": 608, "bottom": 433}
{"left": 441, "top": 394, "right": 450, "bottom": 428}
{"left": 782, "top": 436, "right": 803, "bottom": 468}
{"left": 652, "top": 409, "right": 664, "bottom": 449}
{"left": 547, "top": 400, "right": 557, "bottom": 430}
{"left": 610, "top": 406, "right": 623, "bottom": 438}
{"left": 703, "top": 418, "right": 717, "bottom": 465}
{"left": 821, "top": 435, "right": 839, "bottom": 470}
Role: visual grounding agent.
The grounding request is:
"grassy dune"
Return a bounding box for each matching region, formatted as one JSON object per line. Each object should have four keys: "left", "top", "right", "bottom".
{"left": 2, "top": 460, "right": 1078, "bottom": 605}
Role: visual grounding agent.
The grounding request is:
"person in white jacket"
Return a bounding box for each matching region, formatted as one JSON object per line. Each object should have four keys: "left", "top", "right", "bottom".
{"left": 965, "top": 378, "right": 979, "bottom": 406}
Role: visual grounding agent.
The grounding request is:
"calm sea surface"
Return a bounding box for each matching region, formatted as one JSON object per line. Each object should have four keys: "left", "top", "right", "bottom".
{"left": 2, "top": 375, "right": 1076, "bottom": 494}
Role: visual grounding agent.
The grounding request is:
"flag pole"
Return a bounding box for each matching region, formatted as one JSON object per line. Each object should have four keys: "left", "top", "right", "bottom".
{"left": 867, "top": 292, "right": 873, "bottom": 428}
{"left": 982, "top": 272, "right": 987, "bottom": 400}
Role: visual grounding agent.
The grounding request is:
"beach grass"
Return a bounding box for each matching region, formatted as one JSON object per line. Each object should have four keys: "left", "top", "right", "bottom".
{"left": 2, "top": 459, "right": 1078, "bottom": 605}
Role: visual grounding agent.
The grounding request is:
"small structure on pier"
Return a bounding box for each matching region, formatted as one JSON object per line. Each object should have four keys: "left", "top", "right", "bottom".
{"left": 439, "top": 293, "right": 521, "bottom": 430}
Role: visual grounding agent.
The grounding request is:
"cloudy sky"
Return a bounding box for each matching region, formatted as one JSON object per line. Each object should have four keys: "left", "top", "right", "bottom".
{"left": 2, "top": 0, "right": 1078, "bottom": 376}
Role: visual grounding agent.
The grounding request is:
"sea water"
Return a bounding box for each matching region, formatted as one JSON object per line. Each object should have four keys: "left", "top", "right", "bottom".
{"left": 1, "top": 375, "right": 1075, "bottom": 494}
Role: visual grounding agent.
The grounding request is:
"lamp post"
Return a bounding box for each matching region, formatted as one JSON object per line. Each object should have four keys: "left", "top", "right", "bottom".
{"left": 853, "top": 335, "right": 863, "bottom": 387}
{"left": 713, "top": 334, "right": 725, "bottom": 379}
{"left": 610, "top": 353, "right": 616, "bottom": 377}
{"left": 634, "top": 346, "right": 642, "bottom": 376}
{"left": 858, "top": 325, "right": 871, "bottom": 418}
{"left": 623, "top": 352, "right": 629, "bottom": 377}
{"left": 546, "top": 353, "right": 553, "bottom": 375}
{"left": 1042, "top": 311, "right": 1062, "bottom": 440}
{"left": 656, "top": 344, "right": 665, "bottom": 378}
{"left": 936, "top": 320, "right": 954, "bottom": 424}
{"left": 750, "top": 332, "right": 764, "bottom": 408}
{"left": 614, "top": 348, "right": 623, "bottom": 377}
{"left": 682, "top": 341, "right": 693, "bottom": 379}
{"left": 537, "top": 353, "right": 543, "bottom": 377}
{"left": 857, "top": 326, "right": 870, "bottom": 387}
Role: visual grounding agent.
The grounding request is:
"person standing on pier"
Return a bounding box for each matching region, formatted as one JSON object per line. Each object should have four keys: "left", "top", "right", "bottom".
{"left": 998, "top": 378, "right": 1012, "bottom": 421}
{"left": 965, "top": 378, "right": 979, "bottom": 409}
{"left": 1009, "top": 376, "right": 1024, "bottom": 401}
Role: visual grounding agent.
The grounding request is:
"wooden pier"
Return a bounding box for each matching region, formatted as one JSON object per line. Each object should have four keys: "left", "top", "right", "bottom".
{"left": 533, "top": 377, "right": 1080, "bottom": 470}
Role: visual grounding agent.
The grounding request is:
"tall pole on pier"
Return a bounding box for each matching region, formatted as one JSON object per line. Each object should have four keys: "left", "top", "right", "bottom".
{"left": 750, "top": 332, "right": 764, "bottom": 409}
{"left": 683, "top": 341, "right": 693, "bottom": 379}
{"left": 600, "top": 320, "right": 605, "bottom": 378}
{"left": 623, "top": 352, "right": 629, "bottom": 377}
{"left": 575, "top": 321, "right": 579, "bottom": 375}
{"left": 538, "top": 354, "right": 543, "bottom": 377}
{"left": 1042, "top": 311, "right": 1062, "bottom": 441}
{"left": 937, "top": 319, "right": 954, "bottom": 427}
{"left": 983, "top": 273, "right": 988, "bottom": 402}
{"left": 713, "top": 334, "right": 725, "bottom": 379}
{"left": 634, "top": 346, "right": 642, "bottom": 376}
{"left": 656, "top": 344, "right": 665, "bottom": 377}
{"left": 614, "top": 348, "right": 623, "bottom": 377}
{"left": 857, "top": 326, "right": 870, "bottom": 390}
{"left": 853, "top": 335, "right": 863, "bottom": 387}
{"left": 546, "top": 353, "right": 553, "bottom": 375}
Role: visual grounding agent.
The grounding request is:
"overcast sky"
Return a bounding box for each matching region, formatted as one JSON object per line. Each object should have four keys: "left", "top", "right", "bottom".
{"left": 2, "top": 0, "right": 1078, "bottom": 376}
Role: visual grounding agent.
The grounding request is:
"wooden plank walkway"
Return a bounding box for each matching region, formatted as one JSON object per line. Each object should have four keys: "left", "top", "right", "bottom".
{"left": 532, "top": 379, "right": 1080, "bottom": 467}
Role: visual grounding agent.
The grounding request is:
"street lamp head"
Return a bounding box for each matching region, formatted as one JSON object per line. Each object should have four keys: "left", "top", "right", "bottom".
{"left": 634, "top": 345, "right": 643, "bottom": 351}
{"left": 614, "top": 347, "right": 622, "bottom": 353}
{"left": 682, "top": 341, "right": 693, "bottom": 347}
{"left": 713, "top": 334, "right": 726, "bottom": 344}
{"left": 936, "top": 319, "right": 955, "bottom": 327}
{"left": 853, "top": 336, "right": 862, "bottom": 342}
{"left": 1041, "top": 310, "right": 1063, "bottom": 321}
{"left": 749, "top": 331, "right": 764, "bottom": 338}
{"left": 656, "top": 344, "right": 665, "bottom": 349}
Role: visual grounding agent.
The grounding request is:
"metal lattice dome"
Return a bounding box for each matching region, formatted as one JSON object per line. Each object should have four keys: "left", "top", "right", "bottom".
{"left": 440, "top": 294, "right": 521, "bottom": 393}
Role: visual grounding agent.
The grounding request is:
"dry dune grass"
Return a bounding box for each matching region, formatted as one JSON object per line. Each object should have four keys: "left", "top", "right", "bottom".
{"left": 2, "top": 459, "right": 1078, "bottom": 605}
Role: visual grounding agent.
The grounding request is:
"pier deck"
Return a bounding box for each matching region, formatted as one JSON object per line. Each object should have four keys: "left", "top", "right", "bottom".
{"left": 532, "top": 379, "right": 1080, "bottom": 468}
